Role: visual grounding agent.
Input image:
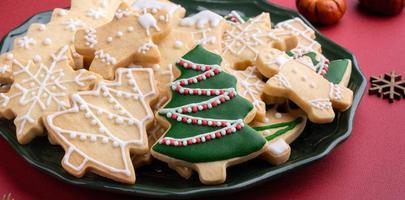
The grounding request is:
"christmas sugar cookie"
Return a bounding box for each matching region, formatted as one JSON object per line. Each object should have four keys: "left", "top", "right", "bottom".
{"left": 44, "top": 68, "right": 158, "bottom": 184}
{"left": 276, "top": 18, "right": 322, "bottom": 55}
{"left": 262, "top": 51, "right": 352, "bottom": 105}
{"left": 151, "top": 45, "right": 266, "bottom": 185}
{"left": 223, "top": 64, "right": 267, "bottom": 123}
{"left": 251, "top": 105, "right": 307, "bottom": 165}
{"left": 222, "top": 13, "right": 298, "bottom": 70}
{"left": 0, "top": 46, "right": 98, "bottom": 144}
{"left": 256, "top": 49, "right": 353, "bottom": 123}
{"left": 178, "top": 10, "right": 226, "bottom": 53}
{"left": 0, "top": 0, "right": 131, "bottom": 81}
{"left": 131, "top": 0, "right": 186, "bottom": 24}
{"left": 74, "top": 3, "right": 173, "bottom": 80}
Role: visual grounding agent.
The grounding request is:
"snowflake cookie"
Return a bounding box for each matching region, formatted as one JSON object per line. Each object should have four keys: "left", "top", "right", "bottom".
{"left": 44, "top": 68, "right": 158, "bottom": 184}
{"left": 0, "top": 46, "right": 98, "bottom": 144}
{"left": 74, "top": 3, "right": 173, "bottom": 80}
{"left": 222, "top": 12, "right": 298, "bottom": 70}
{"left": 256, "top": 49, "right": 353, "bottom": 123}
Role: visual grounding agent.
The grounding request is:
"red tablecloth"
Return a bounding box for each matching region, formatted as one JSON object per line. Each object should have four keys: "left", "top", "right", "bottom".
{"left": 0, "top": 0, "right": 404, "bottom": 199}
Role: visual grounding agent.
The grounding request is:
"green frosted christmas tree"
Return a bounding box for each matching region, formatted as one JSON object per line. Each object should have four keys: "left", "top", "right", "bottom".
{"left": 152, "top": 45, "right": 266, "bottom": 182}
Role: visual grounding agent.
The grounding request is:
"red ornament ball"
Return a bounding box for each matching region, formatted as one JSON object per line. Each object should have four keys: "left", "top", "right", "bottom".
{"left": 359, "top": 0, "right": 404, "bottom": 16}
{"left": 296, "top": 0, "right": 347, "bottom": 25}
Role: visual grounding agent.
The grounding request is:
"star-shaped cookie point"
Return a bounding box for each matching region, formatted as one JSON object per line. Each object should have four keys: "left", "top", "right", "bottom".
{"left": 0, "top": 46, "right": 98, "bottom": 144}
{"left": 369, "top": 71, "right": 405, "bottom": 103}
{"left": 74, "top": 3, "right": 173, "bottom": 80}
{"left": 222, "top": 13, "right": 298, "bottom": 70}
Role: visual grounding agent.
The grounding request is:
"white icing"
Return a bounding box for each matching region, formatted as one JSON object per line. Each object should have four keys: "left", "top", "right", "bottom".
{"left": 116, "top": 31, "right": 124, "bottom": 38}
{"left": 132, "top": 0, "right": 180, "bottom": 16}
{"left": 63, "top": 19, "right": 83, "bottom": 31}
{"left": 38, "top": 24, "right": 46, "bottom": 31}
{"left": 233, "top": 67, "right": 265, "bottom": 114}
{"left": 138, "top": 9, "right": 160, "bottom": 36}
{"left": 309, "top": 99, "right": 332, "bottom": 110}
{"left": 271, "top": 74, "right": 291, "bottom": 88}
{"left": 0, "top": 65, "right": 10, "bottom": 74}
{"left": 57, "top": 9, "right": 67, "bottom": 17}
{"left": 127, "top": 26, "right": 134, "bottom": 32}
{"left": 274, "top": 112, "right": 283, "bottom": 119}
{"left": 268, "top": 139, "right": 289, "bottom": 155}
{"left": 95, "top": 50, "right": 117, "bottom": 65}
{"left": 17, "top": 36, "right": 36, "bottom": 49}
{"left": 87, "top": 8, "right": 106, "bottom": 19}
{"left": 46, "top": 68, "right": 156, "bottom": 177}
{"left": 43, "top": 38, "right": 52, "bottom": 46}
{"left": 180, "top": 10, "right": 222, "bottom": 29}
{"left": 174, "top": 40, "right": 183, "bottom": 49}
{"left": 33, "top": 55, "right": 42, "bottom": 63}
{"left": 115, "top": 8, "right": 131, "bottom": 19}
{"left": 138, "top": 41, "right": 155, "bottom": 54}
{"left": 6, "top": 53, "right": 14, "bottom": 60}
{"left": 0, "top": 46, "right": 97, "bottom": 137}
{"left": 329, "top": 83, "right": 343, "bottom": 100}
{"left": 84, "top": 28, "right": 97, "bottom": 48}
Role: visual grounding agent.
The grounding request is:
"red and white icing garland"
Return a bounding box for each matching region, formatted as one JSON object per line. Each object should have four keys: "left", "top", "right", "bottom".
{"left": 158, "top": 58, "right": 245, "bottom": 147}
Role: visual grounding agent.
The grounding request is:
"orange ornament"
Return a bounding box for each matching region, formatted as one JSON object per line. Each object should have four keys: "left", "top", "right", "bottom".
{"left": 296, "top": 0, "right": 347, "bottom": 25}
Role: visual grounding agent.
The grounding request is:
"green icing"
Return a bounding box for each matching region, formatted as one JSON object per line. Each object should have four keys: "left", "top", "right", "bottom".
{"left": 287, "top": 51, "right": 349, "bottom": 84}
{"left": 253, "top": 118, "right": 303, "bottom": 141}
{"left": 152, "top": 45, "right": 266, "bottom": 163}
{"left": 324, "top": 59, "right": 349, "bottom": 84}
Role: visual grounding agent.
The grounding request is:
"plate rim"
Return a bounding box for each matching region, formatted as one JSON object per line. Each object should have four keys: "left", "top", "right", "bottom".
{"left": 0, "top": 0, "right": 367, "bottom": 198}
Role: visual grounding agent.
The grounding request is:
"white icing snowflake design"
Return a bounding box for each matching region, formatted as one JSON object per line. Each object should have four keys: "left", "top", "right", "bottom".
{"left": 87, "top": 8, "right": 106, "bottom": 19}
{"left": 63, "top": 19, "right": 84, "bottom": 31}
{"left": 17, "top": 36, "right": 36, "bottom": 49}
{"left": 0, "top": 45, "right": 97, "bottom": 141}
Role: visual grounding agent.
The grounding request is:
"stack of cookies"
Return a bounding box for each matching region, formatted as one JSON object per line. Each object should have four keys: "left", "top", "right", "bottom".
{"left": 0, "top": 0, "right": 353, "bottom": 185}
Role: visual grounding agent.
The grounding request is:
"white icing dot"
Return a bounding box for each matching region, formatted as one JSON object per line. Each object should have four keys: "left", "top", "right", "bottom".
{"left": 80, "top": 134, "right": 86, "bottom": 141}
{"left": 128, "top": 119, "right": 135, "bottom": 125}
{"left": 30, "top": 82, "right": 35, "bottom": 87}
{"left": 91, "top": 119, "right": 97, "bottom": 125}
{"left": 85, "top": 112, "right": 92, "bottom": 118}
{"left": 90, "top": 135, "right": 97, "bottom": 142}
{"left": 174, "top": 40, "right": 183, "bottom": 49}
{"left": 108, "top": 113, "right": 114, "bottom": 120}
{"left": 113, "top": 141, "right": 120, "bottom": 147}
{"left": 38, "top": 24, "right": 46, "bottom": 31}
{"left": 33, "top": 55, "right": 41, "bottom": 63}
{"left": 274, "top": 112, "right": 283, "bottom": 119}
{"left": 43, "top": 38, "right": 52, "bottom": 46}
{"left": 102, "top": 137, "right": 109, "bottom": 144}
{"left": 127, "top": 26, "right": 134, "bottom": 32}
{"left": 99, "top": 127, "right": 105, "bottom": 133}
{"left": 58, "top": 9, "right": 67, "bottom": 16}
{"left": 70, "top": 132, "right": 77, "bottom": 139}
{"left": 6, "top": 53, "right": 14, "bottom": 60}
{"left": 116, "top": 117, "right": 124, "bottom": 124}
{"left": 116, "top": 31, "right": 123, "bottom": 38}
{"left": 107, "top": 37, "right": 113, "bottom": 43}
{"left": 159, "top": 15, "right": 165, "bottom": 21}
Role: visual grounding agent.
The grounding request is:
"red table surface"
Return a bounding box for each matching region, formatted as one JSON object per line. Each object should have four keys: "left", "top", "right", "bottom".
{"left": 0, "top": 0, "right": 404, "bottom": 199}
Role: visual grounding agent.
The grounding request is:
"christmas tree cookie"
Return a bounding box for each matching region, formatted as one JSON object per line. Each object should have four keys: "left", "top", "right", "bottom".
{"left": 74, "top": 3, "right": 173, "bottom": 80}
{"left": 251, "top": 104, "right": 307, "bottom": 165}
{"left": 44, "top": 68, "right": 158, "bottom": 184}
{"left": 151, "top": 45, "right": 266, "bottom": 185}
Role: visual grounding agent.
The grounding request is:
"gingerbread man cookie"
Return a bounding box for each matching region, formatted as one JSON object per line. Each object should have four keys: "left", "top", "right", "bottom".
{"left": 256, "top": 49, "right": 353, "bottom": 123}
{"left": 74, "top": 3, "right": 173, "bottom": 80}
{"left": 44, "top": 68, "right": 158, "bottom": 184}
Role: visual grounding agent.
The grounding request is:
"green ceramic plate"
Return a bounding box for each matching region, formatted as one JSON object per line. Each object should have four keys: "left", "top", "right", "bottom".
{"left": 0, "top": 0, "right": 367, "bottom": 198}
